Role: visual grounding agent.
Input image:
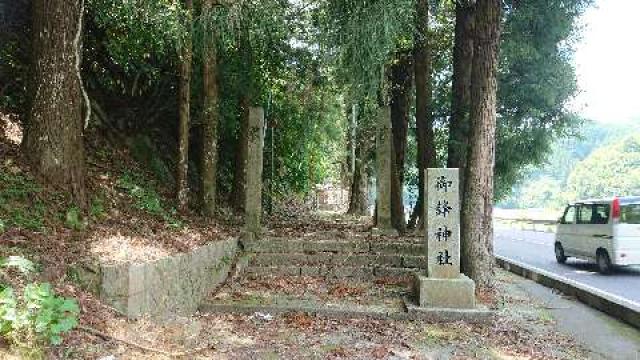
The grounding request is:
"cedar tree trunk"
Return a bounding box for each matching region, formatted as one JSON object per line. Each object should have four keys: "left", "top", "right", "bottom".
{"left": 389, "top": 53, "right": 412, "bottom": 234}
{"left": 201, "top": 0, "right": 220, "bottom": 216}
{"left": 348, "top": 130, "right": 369, "bottom": 216}
{"left": 461, "top": 0, "right": 501, "bottom": 290}
{"left": 447, "top": 4, "right": 475, "bottom": 192}
{"left": 177, "top": 0, "right": 193, "bottom": 211}
{"left": 232, "top": 32, "right": 253, "bottom": 212}
{"left": 25, "top": 0, "right": 87, "bottom": 206}
{"left": 233, "top": 94, "right": 250, "bottom": 212}
{"left": 409, "top": 0, "right": 435, "bottom": 230}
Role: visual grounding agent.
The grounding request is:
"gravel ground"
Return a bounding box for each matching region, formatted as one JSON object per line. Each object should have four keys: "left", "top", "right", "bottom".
{"left": 45, "top": 271, "right": 590, "bottom": 360}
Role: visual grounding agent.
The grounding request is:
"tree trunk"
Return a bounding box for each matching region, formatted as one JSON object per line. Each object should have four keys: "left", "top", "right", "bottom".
{"left": 25, "top": 0, "right": 87, "bottom": 206}
{"left": 177, "top": 0, "right": 193, "bottom": 211}
{"left": 389, "top": 53, "right": 412, "bottom": 234}
{"left": 461, "top": 0, "right": 501, "bottom": 290}
{"left": 447, "top": 4, "right": 475, "bottom": 191}
{"left": 201, "top": 0, "right": 219, "bottom": 216}
{"left": 348, "top": 130, "right": 369, "bottom": 216}
{"left": 350, "top": 104, "right": 357, "bottom": 180}
{"left": 348, "top": 159, "right": 368, "bottom": 215}
{"left": 233, "top": 94, "right": 250, "bottom": 212}
{"left": 409, "top": 0, "right": 435, "bottom": 231}
{"left": 232, "top": 31, "right": 254, "bottom": 213}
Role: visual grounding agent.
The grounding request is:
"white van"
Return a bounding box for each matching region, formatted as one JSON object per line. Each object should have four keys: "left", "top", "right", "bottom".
{"left": 555, "top": 197, "right": 640, "bottom": 274}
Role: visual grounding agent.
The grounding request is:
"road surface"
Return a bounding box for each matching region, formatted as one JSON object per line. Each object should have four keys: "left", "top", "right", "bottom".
{"left": 494, "top": 227, "right": 640, "bottom": 305}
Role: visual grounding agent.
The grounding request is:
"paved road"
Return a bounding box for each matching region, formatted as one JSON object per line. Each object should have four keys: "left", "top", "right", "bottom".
{"left": 494, "top": 227, "right": 640, "bottom": 305}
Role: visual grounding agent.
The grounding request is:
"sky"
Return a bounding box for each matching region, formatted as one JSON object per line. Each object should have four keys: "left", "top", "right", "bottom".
{"left": 573, "top": 0, "right": 640, "bottom": 124}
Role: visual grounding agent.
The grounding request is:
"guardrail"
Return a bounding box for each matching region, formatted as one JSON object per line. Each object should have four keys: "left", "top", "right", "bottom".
{"left": 496, "top": 255, "right": 640, "bottom": 329}
{"left": 494, "top": 217, "right": 558, "bottom": 233}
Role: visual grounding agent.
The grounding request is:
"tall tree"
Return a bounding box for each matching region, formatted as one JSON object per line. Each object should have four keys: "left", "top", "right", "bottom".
{"left": 389, "top": 53, "right": 413, "bottom": 234}
{"left": 177, "top": 0, "right": 193, "bottom": 211}
{"left": 449, "top": 2, "right": 475, "bottom": 274}
{"left": 447, "top": 3, "right": 474, "bottom": 190}
{"left": 409, "top": 0, "right": 435, "bottom": 230}
{"left": 347, "top": 112, "right": 370, "bottom": 216}
{"left": 201, "top": 0, "right": 220, "bottom": 216}
{"left": 460, "top": 0, "right": 502, "bottom": 289}
{"left": 232, "top": 33, "right": 253, "bottom": 212}
{"left": 24, "top": 0, "right": 88, "bottom": 206}
{"left": 233, "top": 94, "right": 250, "bottom": 212}
{"left": 493, "top": 0, "right": 591, "bottom": 199}
{"left": 347, "top": 145, "right": 369, "bottom": 216}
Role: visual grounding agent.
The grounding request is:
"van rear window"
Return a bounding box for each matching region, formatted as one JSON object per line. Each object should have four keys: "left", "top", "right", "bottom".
{"left": 621, "top": 204, "right": 640, "bottom": 224}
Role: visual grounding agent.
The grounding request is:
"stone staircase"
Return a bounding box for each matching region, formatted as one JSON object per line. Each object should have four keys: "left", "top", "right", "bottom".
{"left": 240, "top": 237, "right": 427, "bottom": 280}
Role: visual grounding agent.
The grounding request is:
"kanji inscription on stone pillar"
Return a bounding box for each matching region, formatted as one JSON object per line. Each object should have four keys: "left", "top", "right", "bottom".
{"left": 426, "top": 168, "right": 460, "bottom": 279}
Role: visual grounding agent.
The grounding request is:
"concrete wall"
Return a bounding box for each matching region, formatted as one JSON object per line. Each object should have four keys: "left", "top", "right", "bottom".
{"left": 74, "top": 238, "right": 238, "bottom": 319}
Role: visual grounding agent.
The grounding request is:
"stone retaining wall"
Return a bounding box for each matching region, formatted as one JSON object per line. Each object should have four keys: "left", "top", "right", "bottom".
{"left": 74, "top": 238, "right": 238, "bottom": 319}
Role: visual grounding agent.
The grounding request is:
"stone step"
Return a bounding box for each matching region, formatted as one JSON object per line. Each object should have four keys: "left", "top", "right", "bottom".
{"left": 242, "top": 238, "right": 425, "bottom": 256}
{"left": 250, "top": 253, "right": 427, "bottom": 269}
{"left": 245, "top": 265, "right": 421, "bottom": 279}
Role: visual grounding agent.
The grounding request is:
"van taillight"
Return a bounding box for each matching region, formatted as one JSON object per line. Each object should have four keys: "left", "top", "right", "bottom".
{"left": 612, "top": 197, "right": 621, "bottom": 222}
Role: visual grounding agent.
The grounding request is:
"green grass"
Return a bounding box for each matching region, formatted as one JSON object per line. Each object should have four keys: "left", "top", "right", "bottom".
{"left": 0, "top": 171, "right": 46, "bottom": 232}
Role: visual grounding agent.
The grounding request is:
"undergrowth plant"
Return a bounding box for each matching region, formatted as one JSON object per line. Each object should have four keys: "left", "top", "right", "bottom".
{"left": 116, "top": 171, "right": 183, "bottom": 228}
{"left": 0, "top": 256, "right": 79, "bottom": 358}
{"left": 64, "top": 206, "right": 87, "bottom": 231}
{"left": 0, "top": 171, "right": 46, "bottom": 231}
{"left": 90, "top": 196, "right": 107, "bottom": 220}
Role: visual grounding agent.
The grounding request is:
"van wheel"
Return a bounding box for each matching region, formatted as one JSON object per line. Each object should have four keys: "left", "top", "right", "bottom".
{"left": 555, "top": 243, "right": 567, "bottom": 264}
{"left": 597, "top": 250, "right": 612, "bottom": 275}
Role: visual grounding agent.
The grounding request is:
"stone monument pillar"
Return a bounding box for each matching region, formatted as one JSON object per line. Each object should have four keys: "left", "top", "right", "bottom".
{"left": 415, "top": 168, "right": 476, "bottom": 309}
{"left": 373, "top": 106, "right": 397, "bottom": 236}
{"left": 244, "top": 107, "right": 265, "bottom": 237}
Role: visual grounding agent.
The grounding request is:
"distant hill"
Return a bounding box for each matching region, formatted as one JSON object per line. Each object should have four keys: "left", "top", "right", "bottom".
{"left": 499, "top": 120, "right": 640, "bottom": 209}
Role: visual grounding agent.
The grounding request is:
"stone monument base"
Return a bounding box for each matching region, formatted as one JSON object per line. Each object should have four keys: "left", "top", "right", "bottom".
{"left": 414, "top": 273, "right": 476, "bottom": 309}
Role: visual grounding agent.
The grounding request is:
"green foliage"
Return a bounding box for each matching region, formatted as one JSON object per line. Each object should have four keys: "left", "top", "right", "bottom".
{"left": 0, "top": 256, "right": 35, "bottom": 275}
{"left": 267, "top": 73, "right": 346, "bottom": 196}
{"left": 322, "top": 0, "right": 591, "bottom": 202}
{"left": 0, "top": 256, "right": 79, "bottom": 354}
{"left": 117, "top": 171, "right": 164, "bottom": 215}
{"left": 494, "top": 0, "right": 593, "bottom": 198}
{"left": 0, "top": 171, "right": 46, "bottom": 232}
{"left": 90, "top": 196, "right": 107, "bottom": 220}
{"left": 567, "top": 134, "right": 640, "bottom": 200}
{"left": 2, "top": 0, "right": 598, "bottom": 217}
{"left": 116, "top": 171, "right": 182, "bottom": 228}
{"left": 88, "top": 0, "right": 185, "bottom": 76}
{"left": 128, "top": 135, "right": 174, "bottom": 187}
{"left": 0, "top": 284, "right": 80, "bottom": 348}
{"left": 322, "top": 0, "right": 416, "bottom": 100}
{"left": 64, "top": 207, "right": 87, "bottom": 231}
{"left": 500, "top": 121, "right": 640, "bottom": 209}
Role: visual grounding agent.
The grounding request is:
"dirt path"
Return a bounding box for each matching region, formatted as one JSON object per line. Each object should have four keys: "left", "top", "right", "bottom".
{"left": 50, "top": 270, "right": 591, "bottom": 359}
